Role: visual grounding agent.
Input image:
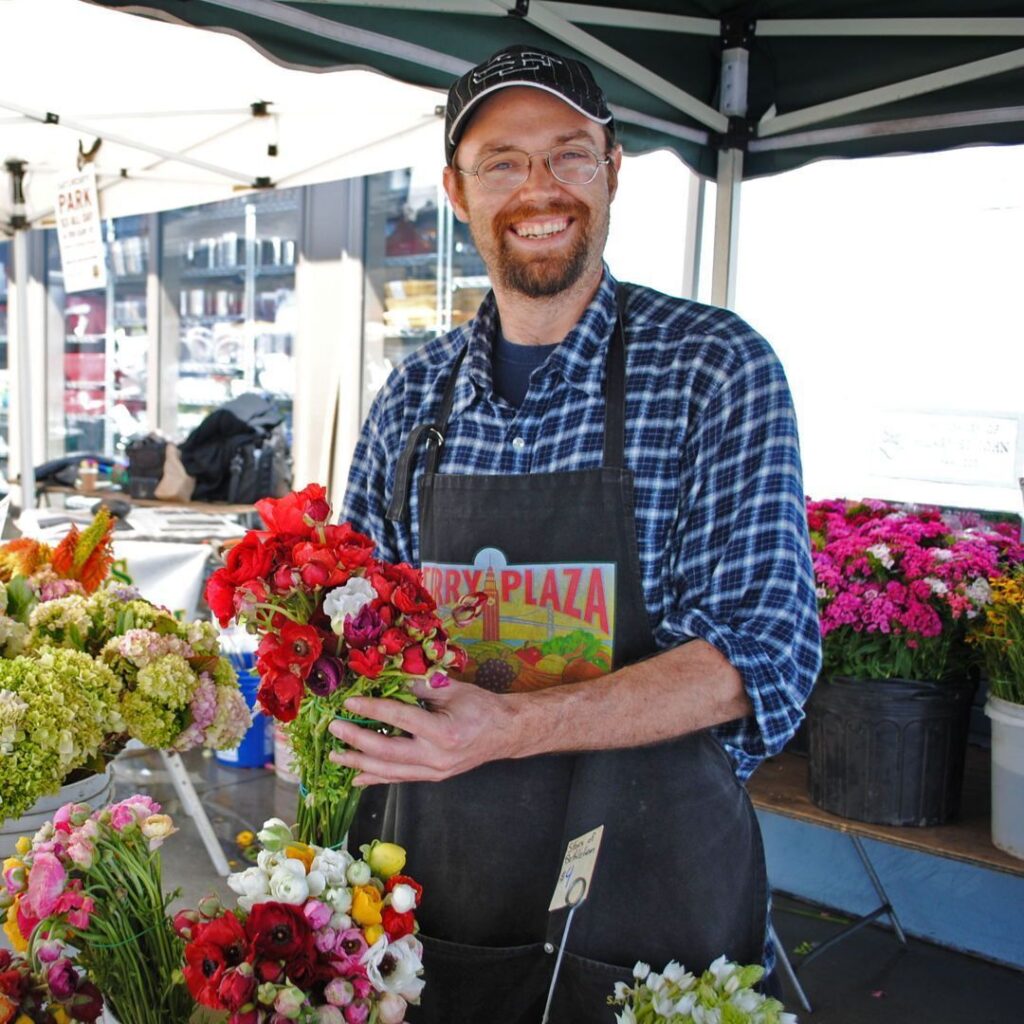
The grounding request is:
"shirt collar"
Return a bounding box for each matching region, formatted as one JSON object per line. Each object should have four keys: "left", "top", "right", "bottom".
{"left": 452, "top": 265, "right": 619, "bottom": 418}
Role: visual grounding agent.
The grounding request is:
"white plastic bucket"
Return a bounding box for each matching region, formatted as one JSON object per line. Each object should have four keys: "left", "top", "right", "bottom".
{"left": 985, "top": 694, "right": 1024, "bottom": 860}
{"left": 274, "top": 722, "right": 300, "bottom": 785}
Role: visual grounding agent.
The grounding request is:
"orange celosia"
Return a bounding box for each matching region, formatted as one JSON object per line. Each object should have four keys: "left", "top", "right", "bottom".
{"left": 48, "top": 507, "right": 115, "bottom": 594}
{"left": 0, "top": 537, "right": 51, "bottom": 582}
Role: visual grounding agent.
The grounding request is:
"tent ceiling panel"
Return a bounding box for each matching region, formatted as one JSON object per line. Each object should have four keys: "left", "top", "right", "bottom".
{"left": 85, "top": 0, "right": 1024, "bottom": 178}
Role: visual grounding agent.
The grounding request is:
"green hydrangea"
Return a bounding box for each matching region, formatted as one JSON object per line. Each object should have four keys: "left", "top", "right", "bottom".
{"left": 27, "top": 594, "right": 92, "bottom": 651}
{"left": 119, "top": 653, "right": 196, "bottom": 748}
{"left": 0, "top": 648, "right": 122, "bottom": 821}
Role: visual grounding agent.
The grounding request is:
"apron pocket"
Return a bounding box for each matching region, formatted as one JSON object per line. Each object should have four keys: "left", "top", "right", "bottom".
{"left": 410, "top": 933, "right": 550, "bottom": 1024}
{"left": 549, "top": 950, "right": 635, "bottom": 1024}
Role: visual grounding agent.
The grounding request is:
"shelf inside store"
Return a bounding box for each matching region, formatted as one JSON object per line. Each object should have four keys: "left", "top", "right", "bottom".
{"left": 180, "top": 314, "right": 246, "bottom": 326}
{"left": 178, "top": 265, "right": 296, "bottom": 281}
{"left": 111, "top": 272, "right": 147, "bottom": 286}
{"left": 452, "top": 275, "right": 490, "bottom": 290}
{"left": 381, "top": 253, "right": 438, "bottom": 269}
{"left": 179, "top": 361, "right": 244, "bottom": 378}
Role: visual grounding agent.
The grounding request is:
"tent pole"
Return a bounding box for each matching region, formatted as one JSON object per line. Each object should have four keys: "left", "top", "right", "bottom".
{"left": 5, "top": 161, "right": 34, "bottom": 510}
{"left": 710, "top": 27, "right": 751, "bottom": 310}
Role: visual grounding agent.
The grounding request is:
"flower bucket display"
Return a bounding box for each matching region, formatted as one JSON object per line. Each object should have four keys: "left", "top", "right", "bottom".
{"left": 0, "top": 767, "right": 112, "bottom": 859}
{"left": 985, "top": 695, "right": 1024, "bottom": 859}
{"left": 806, "top": 498, "right": 1023, "bottom": 827}
{"left": 806, "top": 676, "right": 975, "bottom": 826}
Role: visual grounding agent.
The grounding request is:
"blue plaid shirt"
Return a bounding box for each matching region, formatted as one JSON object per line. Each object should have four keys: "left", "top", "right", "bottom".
{"left": 344, "top": 268, "right": 822, "bottom": 780}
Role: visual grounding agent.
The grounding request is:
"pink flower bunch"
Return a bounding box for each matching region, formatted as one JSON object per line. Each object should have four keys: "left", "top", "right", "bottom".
{"left": 807, "top": 498, "right": 1024, "bottom": 681}
{"left": 1, "top": 795, "right": 189, "bottom": 1023}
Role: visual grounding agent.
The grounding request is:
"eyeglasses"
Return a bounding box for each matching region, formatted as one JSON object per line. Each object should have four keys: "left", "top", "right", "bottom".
{"left": 457, "top": 144, "right": 611, "bottom": 191}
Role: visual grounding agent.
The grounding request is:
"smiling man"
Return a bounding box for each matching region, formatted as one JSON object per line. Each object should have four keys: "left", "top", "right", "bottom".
{"left": 338, "top": 45, "right": 821, "bottom": 1024}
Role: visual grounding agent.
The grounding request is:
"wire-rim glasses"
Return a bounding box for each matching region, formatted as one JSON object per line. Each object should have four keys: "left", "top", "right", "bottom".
{"left": 457, "top": 144, "right": 611, "bottom": 191}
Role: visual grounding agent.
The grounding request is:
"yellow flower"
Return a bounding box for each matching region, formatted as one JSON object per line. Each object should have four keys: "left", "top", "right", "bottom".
{"left": 363, "top": 923, "right": 385, "bottom": 946}
{"left": 14, "top": 836, "right": 30, "bottom": 856}
{"left": 2, "top": 855, "right": 23, "bottom": 877}
{"left": 284, "top": 842, "right": 315, "bottom": 873}
{"left": 350, "top": 884, "right": 383, "bottom": 927}
{"left": 50, "top": 1010, "right": 72, "bottom": 1024}
{"left": 235, "top": 830, "right": 256, "bottom": 848}
{"left": 364, "top": 840, "right": 406, "bottom": 880}
{"left": 4, "top": 899, "right": 27, "bottom": 952}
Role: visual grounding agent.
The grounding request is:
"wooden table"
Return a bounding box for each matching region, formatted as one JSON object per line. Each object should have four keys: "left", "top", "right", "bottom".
{"left": 746, "top": 747, "right": 1021, "bottom": 1010}
{"left": 746, "top": 747, "right": 1023, "bottom": 877}
{"left": 30, "top": 480, "right": 257, "bottom": 519}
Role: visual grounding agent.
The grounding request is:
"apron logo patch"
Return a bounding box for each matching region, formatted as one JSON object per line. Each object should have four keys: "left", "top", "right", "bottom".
{"left": 422, "top": 547, "right": 615, "bottom": 693}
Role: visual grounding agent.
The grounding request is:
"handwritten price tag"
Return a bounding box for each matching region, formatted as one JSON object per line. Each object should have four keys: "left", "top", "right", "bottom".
{"left": 548, "top": 825, "right": 604, "bottom": 911}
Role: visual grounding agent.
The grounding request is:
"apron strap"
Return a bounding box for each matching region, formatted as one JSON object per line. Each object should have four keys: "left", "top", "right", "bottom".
{"left": 603, "top": 284, "right": 628, "bottom": 471}
{"left": 386, "top": 284, "right": 629, "bottom": 520}
{"left": 385, "top": 349, "right": 466, "bottom": 522}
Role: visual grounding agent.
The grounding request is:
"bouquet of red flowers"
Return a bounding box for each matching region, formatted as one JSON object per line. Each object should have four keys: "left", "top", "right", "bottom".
{"left": 178, "top": 817, "right": 424, "bottom": 1024}
{"left": 204, "top": 484, "right": 484, "bottom": 846}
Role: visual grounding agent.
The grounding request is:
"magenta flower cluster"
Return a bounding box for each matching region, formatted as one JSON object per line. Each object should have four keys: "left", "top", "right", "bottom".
{"left": 807, "top": 498, "right": 1024, "bottom": 681}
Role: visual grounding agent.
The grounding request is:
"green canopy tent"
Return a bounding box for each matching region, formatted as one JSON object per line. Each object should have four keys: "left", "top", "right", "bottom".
{"left": 84, "top": 0, "right": 1024, "bottom": 306}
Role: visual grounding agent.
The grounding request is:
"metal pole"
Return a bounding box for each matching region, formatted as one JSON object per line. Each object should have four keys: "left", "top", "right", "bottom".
{"left": 7, "top": 159, "right": 35, "bottom": 508}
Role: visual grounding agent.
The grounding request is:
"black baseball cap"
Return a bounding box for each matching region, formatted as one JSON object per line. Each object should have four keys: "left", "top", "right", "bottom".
{"left": 445, "top": 45, "right": 614, "bottom": 165}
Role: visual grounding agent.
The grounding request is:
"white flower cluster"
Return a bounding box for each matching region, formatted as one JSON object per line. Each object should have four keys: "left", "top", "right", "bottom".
{"left": 323, "top": 577, "right": 378, "bottom": 634}
{"left": 611, "top": 955, "right": 796, "bottom": 1024}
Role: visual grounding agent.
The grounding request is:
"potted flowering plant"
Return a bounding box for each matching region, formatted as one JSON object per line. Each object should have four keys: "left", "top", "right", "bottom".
{"left": 177, "top": 817, "right": 424, "bottom": 1023}
{"left": 969, "top": 563, "right": 1024, "bottom": 858}
{"left": 609, "top": 956, "right": 795, "bottom": 1024}
{"left": 0, "top": 509, "right": 252, "bottom": 849}
{"left": 804, "top": 498, "right": 1024, "bottom": 826}
{"left": 204, "top": 483, "right": 483, "bottom": 848}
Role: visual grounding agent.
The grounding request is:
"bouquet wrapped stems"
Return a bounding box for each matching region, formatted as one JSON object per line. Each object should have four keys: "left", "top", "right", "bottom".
{"left": 34, "top": 824, "right": 191, "bottom": 1024}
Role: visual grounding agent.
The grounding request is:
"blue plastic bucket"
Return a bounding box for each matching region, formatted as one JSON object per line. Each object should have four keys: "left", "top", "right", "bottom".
{"left": 216, "top": 668, "right": 272, "bottom": 768}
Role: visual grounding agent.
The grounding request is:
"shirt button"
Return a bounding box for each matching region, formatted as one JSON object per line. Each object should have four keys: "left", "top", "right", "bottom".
{"left": 511, "top": 436, "right": 526, "bottom": 450}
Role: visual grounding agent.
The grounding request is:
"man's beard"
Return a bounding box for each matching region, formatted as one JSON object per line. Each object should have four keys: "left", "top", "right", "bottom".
{"left": 474, "top": 199, "right": 601, "bottom": 299}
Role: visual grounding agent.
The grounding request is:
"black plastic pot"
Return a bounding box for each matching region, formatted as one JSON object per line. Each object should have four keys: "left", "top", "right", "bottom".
{"left": 805, "top": 675, "right": 975, "bottom": 827}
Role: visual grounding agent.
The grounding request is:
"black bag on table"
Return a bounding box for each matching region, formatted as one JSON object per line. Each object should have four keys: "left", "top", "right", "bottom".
{"left": 124, "top": 435, "right": 167, "bottom": 498}
{"left": 179, "top": 394, "right": 293, "bottom": 503}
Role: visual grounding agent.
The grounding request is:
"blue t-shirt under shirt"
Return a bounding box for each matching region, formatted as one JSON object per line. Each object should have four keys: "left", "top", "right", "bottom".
{"left": 491, "top": 331, "right": 559, "bottom": 408}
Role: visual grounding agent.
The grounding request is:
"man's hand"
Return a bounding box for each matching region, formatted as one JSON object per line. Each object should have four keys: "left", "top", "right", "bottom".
{"left": 327, "top": 679, "right": 520, "bottom": 786}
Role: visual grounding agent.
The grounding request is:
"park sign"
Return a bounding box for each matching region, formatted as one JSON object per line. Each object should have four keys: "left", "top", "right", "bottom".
{"left": 54, "top": 166, "right": 107, "bottom": 293}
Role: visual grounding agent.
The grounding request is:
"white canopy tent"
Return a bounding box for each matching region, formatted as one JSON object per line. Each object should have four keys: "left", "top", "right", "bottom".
{"left": 0, "top": 0, "right": 449, "bottom": 504}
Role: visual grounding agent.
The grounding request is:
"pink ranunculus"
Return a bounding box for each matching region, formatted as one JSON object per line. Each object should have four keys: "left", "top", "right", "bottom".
{"left": 26, "top": 851, "right": 67, "bottom": 918}
{"left": 333, "top": 928, "right": 368, "bottom": 971}
{"left": 47, "top": 957, "right": 80, "bottom": 1001}
{"left": 53, "top": 802, "right": 91, "bottom": 833}
{"left": 108, "top": 795, "right": 161, "bottom": 830}
{"left": 344, "top": 1000, "right": 370, "bottom": 1024}
{"left": 324, "top": 977, "right": 355, "bottom": 1007}
{"left": 377, "top": 992, "right": 408, "bottom": 1024}
{"left": 303, "top": 898, "right": 332, "bottom": 931}
{"left": 66, "top": 835, "right": 95, "bottom": 869}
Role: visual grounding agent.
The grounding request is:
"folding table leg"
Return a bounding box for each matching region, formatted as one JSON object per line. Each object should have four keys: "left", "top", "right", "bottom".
{"left": 160, "top": 750, "right": 231, "bottom": 876}
{"left": 770, "top": 920, "right": 813, "bottom": 1013}
{"left": 850, "top": 834, "right": 907, "bottom": 945}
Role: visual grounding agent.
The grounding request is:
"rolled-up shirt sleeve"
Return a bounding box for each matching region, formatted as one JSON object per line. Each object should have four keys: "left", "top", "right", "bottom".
{"left": 653, "top": 337, "right": 822, "bottom": 780}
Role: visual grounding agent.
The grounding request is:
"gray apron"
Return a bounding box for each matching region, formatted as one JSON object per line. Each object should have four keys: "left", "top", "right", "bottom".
{"left": 372, "top": 287, "right": 767, "bottom": 1023}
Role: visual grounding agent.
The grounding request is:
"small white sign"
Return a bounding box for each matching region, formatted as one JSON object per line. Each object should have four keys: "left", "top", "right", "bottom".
{"left": 549, "top": 825, "right": 603, "bottom": 911}
{"left": 873, "top": 411, "right": 1019, "bottom": 488}
{"left": 54, "top": 167, "right": 107, "bottom": 293}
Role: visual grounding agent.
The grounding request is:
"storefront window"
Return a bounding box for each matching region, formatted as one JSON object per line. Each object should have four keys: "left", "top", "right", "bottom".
{"left": 45, "top": 215, "right": 150, "bottom": 458}
{"left": 361, "top": 167, "right": 486, "bottom": 415}
{"left": 160, "top": 190, "right": 300, "bottom": 442}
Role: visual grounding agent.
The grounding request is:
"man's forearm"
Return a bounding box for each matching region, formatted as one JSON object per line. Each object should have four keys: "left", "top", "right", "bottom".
{"left": 506, "top": 639, "right": 753, "bottom": 758}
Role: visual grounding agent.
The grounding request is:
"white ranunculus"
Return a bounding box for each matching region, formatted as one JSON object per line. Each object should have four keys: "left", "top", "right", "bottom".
{"left": 258, "top": 849, "right": 286, "bottom": 874}
{"left": 323, "top": 885, "right": 353, "bottom": 915}
{"left": 269, "top": 859, "right": 311, "bottom": 904}
{"left": 363, "top": 934, "right": 425, "bottom": 1003}
{"left": 228, "top": 866, "right": 271, "bottom": 912}
{"left": 329, "top": 911, "right": 353, "bottom": 931}
{"left": 346, "top": 859, "right": 372, "bottom": 886}
{"left": 388, "top": 883, "right": 418, "bottom": 914}
{"left": 257, "top": 818, "right": 294, "bottom": 851}
{"left": 313, "top": 848, "right": 354, "bottom": 886}
{"left": 323, "top": 578, "right": 377, "bottom": 633}
{"left": 306, "top": 869, "right": 326, "bottom": 898}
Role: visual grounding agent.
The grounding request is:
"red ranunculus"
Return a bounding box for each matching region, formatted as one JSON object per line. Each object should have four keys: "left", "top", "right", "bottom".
{"left": 183, "top": 941, "right": 228, "bottom": 1008}
{"left": 348, "top": 646, "right": 385, "bottom": 679}
{"left": 282, "top": 953, "right": 318, "bottom": 988}
{"left": 230, "top": 1011, "right": 260, "bottom": 1024}
{"left": 446, "top": 644, "right": 469, "bottom": 673}
{"left": 381, "top": 906, "right": 415, "bottom": 940}
{"left": 403, "top": 611, "right": 442, "bottom": 640}
{"left": 223, "top": 533, "right": 276, "bottom": 585}
{"left": 272, "top": 564, "right": 299, "bottom": 594}
{"left": 379, "top": 627, "right": 412, "bottom": 656}
{"left": 216, "top": 966, "right": 256, "bottom": 1012}
{"left": 232, "top": 579, "right": 269, "bottom": 618}
{"left": 205, "top": 570, "right": 237, "bottom": 627}
{"left": 254, "top": 958, "right": 284, "bottom": 984}
{"left": 68, "top": 979, "right": 103, "bottom": 1022}
{"left": 391, "top": 581, "right": 434, "bottom": 615}
{"left": 324, "top": 523, "right": 377, "bottom": 569}
{"left": 256, "top": 483, "right": 329, "bottom": 537}
{"left": 258, "top": 623, "right": 323, "bottom": 673}
{"left": 401, "top": 645, "right": 429, "bottom": 676}
{"left": 258, "top": 673, "right": 305, "bottom": 722}
{"left": 245, "top": 902, "right": 313, "bottom": 964}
